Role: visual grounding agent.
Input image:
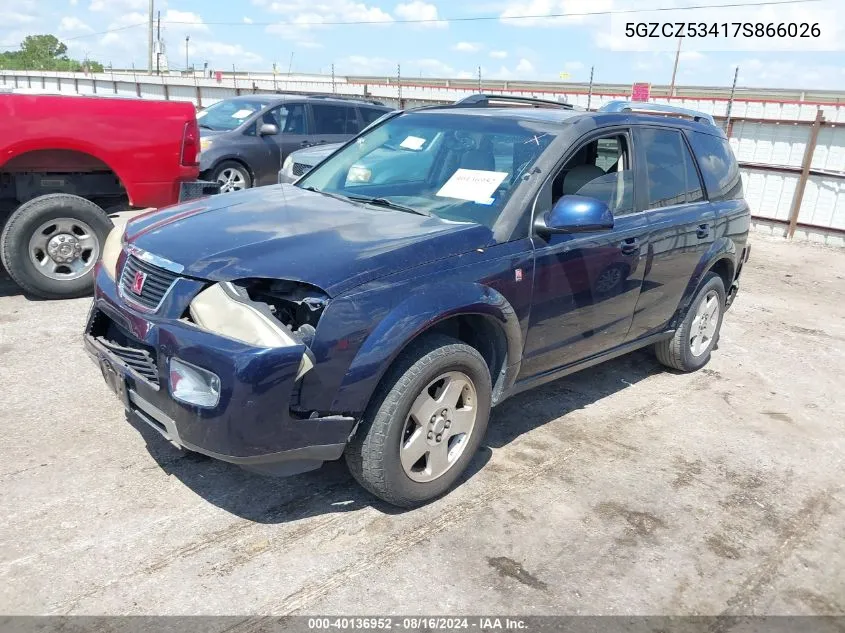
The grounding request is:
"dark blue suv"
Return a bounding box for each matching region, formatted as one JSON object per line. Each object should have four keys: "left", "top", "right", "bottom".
{"left": 86, "top": 95, "right": 751, "bottom": 507}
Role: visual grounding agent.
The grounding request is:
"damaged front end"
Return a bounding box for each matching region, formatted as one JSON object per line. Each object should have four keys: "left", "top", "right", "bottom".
{"left": 186, "top": 279, "right": 329, "bottom": 383}
{"left": 85, "top": 263, "right": 355, "bottom": 477}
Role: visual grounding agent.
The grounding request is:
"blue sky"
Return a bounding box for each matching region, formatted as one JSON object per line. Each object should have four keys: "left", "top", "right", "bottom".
{"left": 4, "top": 0, "right": 844, "bottom": 89}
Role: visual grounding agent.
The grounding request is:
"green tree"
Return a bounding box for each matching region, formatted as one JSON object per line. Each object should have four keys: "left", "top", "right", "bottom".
{"left": 0, "top": 34, "right": 104, "bottom": 72}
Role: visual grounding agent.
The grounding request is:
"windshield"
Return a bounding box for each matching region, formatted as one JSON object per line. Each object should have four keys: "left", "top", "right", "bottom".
{"left": 296, "top": 112, "right": 558, "bottom": 227}
{"left": 196, "top": 99, "right": 267, "bottom": 131}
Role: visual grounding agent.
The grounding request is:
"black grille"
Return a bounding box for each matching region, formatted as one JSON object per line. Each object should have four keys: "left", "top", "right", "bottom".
{"left": 120, "top": 255, "right": 179, "bottom": 310}
{"left": 292, "top": 162, "right": 312, "bottom": 177}
{"left": 95, "top": 336, "right": 160, "bottom": 386}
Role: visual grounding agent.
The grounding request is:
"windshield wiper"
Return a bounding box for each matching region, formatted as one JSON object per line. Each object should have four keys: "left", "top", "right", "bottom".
{"left": 346, "top": 195, "right": 430, "bottom": 217}
{"left": 302, "top": 186, "right": 353, "bottom": 203}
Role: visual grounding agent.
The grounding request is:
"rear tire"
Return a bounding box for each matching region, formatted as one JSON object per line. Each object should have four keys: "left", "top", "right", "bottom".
{"left": 0, "top": 193, "right": 113, "bottom": 299}
{"left": 211, "top": 161, "right": 252, "bottom": 193}
{"left": 346, "top": 334, "right": 492, "bottom": 508}
{"left": 655, "top": 272, "right": 726, "bottom": 372}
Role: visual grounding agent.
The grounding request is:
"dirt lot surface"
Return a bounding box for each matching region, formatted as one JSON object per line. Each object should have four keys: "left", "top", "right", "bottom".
{"left": 1, "top": 233, "right": 843, "bottom": 618}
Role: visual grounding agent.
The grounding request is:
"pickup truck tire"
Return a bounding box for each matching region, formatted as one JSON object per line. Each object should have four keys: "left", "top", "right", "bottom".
{"left": 346, "top": 334, "right": 492, "bottom": 508}
{"left": 655, "top": 272, "right": 726, "bottom": 372}
{"left": 211, "top": 161, "right": 252, "bottom": 193}
{"left": 0, "top": 193, "right": 113, "bottom": 299}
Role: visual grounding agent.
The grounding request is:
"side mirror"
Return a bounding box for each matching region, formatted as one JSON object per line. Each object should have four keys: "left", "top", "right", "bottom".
{"left": 535, "top": 195, "right": 614, "bottom": 235}
{"left": 259, "top": 123, "right": 279, "bottom": 136}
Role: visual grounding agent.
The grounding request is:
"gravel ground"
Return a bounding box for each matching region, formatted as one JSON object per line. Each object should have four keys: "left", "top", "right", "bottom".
{"left": 1, "top": 233, "right": 843, "bottom": 618}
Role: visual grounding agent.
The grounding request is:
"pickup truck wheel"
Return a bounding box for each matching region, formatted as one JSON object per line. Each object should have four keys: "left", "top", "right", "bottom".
{"left": 212, "top": 161, "right": 252, "bottom": 193}
{"left": 655, "top": 272, "right": 726, "bottom": 372}
{"left": 0, "top": 193, "right": 113, "bottom": 299}
{"left": 346, "top": 334, "right": 492, "bottom": 508}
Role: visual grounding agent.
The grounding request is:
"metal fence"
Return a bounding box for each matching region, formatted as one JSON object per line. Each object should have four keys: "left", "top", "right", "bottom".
{"left": 2, "top": 69, "right": 844, "bottom": 244}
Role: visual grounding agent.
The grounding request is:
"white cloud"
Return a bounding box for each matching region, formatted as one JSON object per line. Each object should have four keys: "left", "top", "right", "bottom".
{"left": 414, "top": 58, "right": 456, "bottom": 76}
{"left": 164, "top": 9, "right": 209, "bottom": 32}
{"left": 243, "top": 17, "right": 254, "bottom": 23}
{"left": 70, "top": 0, "right": 78, "bottom": 5}
{"left": 453, "top": 42, "right": 482, "bottom": 53}
{"left": 59, "top": 16, "right": 93, "bottom": 32}
{"left": 191, "top": 41, "right": 262, "bottom": 65}
{"left": 515, "top": 58, "right": 535, "bottom": 74}
{"left": 8, "top": 11, "right": 36, "bottom": 24}
{"left": 679, "top": 50, "right": 705, "bottom": 63}
{"left": 489, "top": 50, "right": 508, "bottom": 59}
{"left": 394, "top": 1, "right": 444, "bottom": 27}
{"left": 90, "top": 0, "right": 150, "bottom": 11}
{"left": 266, "top": 0, "right": 393, "bottom": 47}
{"left": 500, "top": 0, "right": 613, "bottom": 27}
{"left": 564, "top": 60, "right": 583, "bottom": 71}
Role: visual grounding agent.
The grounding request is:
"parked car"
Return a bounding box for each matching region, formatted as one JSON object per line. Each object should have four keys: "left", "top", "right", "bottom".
{"left": 278, "top": 110, "right": 396, "bottom": 183}
{"left": 86, "top": 95, "right": 751, "bottom": 507}
{"left": 198, "top": 94, "right": 391, "bottom": 192}
{"left": 0, "top": 93, "right": 212, "bottom": 299}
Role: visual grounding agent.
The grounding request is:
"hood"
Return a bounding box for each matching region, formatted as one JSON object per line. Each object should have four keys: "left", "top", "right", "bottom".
{"left": 125, "top": 185, "right": 493, "bottom": 297}
{"left": 290, "top": 142, "right": 343, "bottom": 166}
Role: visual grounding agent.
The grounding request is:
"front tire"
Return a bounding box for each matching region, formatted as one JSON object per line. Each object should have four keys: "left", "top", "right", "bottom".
{"left": 211, "top": 161, "right": 252, "bottom": 193}
{"left": 0, "top": 193, "right": 113, "bottom": 299}
{"left": 655, "top": 271, "right": 726, "bottom": 372}
{"left": 346, "top": 334, "right": 492, "bottom": 508}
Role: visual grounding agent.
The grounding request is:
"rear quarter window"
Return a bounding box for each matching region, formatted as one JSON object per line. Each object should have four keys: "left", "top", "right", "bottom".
{"left": 686, "top": 131, "right": 743, "bottom": 201}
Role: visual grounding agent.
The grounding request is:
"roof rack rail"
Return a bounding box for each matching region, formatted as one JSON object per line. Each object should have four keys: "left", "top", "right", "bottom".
{"left": 599, "top": 100, "right": 715, "bottom": 125}
{"left": 454, "top": 93, "right": 576, "bottom": 110}
{"left": 306, "top": 93, "right": 386, "bottom": 106}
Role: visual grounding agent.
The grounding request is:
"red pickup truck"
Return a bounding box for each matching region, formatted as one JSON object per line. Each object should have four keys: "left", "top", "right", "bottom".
{"left": 0, "top": 93, "right": 213, "bottom": 298}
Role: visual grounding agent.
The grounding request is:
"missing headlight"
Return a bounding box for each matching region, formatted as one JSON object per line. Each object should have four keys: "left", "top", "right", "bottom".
{"left": 243, "top": 279, "right": 329, "bottom": 343}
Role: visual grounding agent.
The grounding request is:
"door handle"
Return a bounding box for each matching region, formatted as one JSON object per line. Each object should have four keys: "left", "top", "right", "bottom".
{"left": 697, "top": 223, "right": 710, "bottom": 239}
{"left": 620, "top": 237, "right": 640, "bottom": 255}
{"left": 300, "top": 140, "right": 312, "bottom": 147}
{"left": 317, "top": 140, "right": 328, "bottom": 145}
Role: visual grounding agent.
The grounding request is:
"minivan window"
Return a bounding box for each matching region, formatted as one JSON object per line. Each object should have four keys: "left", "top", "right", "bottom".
{"left": 360, "top": 107, "right": 389, "bottom": 126}
{"left": 312, "top": 104, "right": 358, "bottom": 135}
{"left": 640, "top": 128, "right": 695, "bottom": 209}
{"left": 196, "top": 99, "right": 267, "bottom": 131}
{"left": 687, "top": 131, "right": 743, "bottom": 201}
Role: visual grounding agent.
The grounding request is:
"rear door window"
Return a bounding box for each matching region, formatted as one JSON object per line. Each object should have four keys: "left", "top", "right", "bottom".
{"left": 639, "top": 128, "right": 705, "bottom": 209}
{"left": 360, "top": 107, "right": 389, "bottom": 126}
{"left": 686, "top": 131, "right": 743, "bottom": 201}
{"left": 312, "top": 104, "right": 358, "bottom": 135}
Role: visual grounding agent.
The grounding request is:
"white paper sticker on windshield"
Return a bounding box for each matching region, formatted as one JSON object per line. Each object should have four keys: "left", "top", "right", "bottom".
{"left": 231, "top": 108, "right": 255, "bottom": 119}
{"left": 436, "top": 169, "right": 508, "bottom": 203}
{"left": 400, "top": 135, "right": 426, "bottom": 150}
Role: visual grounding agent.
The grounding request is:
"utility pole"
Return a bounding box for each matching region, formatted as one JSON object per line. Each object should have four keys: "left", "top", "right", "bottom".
{"left": 397, "top": 63, "right": 402, "bottom": 107}
{"left": 587, "top": 65, "right": 594, "bottom": 110}
{"left": 148, "top": 0, "right": 154, "bottom": 73}
{"left": 155, "top": 11, "right": 161, "bottom": 74}
{"left": 477, "top": 65, "right": 482, "bottom": 92}
{"left": 724, "top": 65, "right": 740, "bottom": 133}
{"left": 185, "top": 35, "right": 190, "bottom": 73}
{"left": 287, "top": 52, "right": 294, "bottom": 75}
{"left": 331, "top": 63, "right": 335, "bottom": 93}
{"left": 669, "top": 37, "right": 682, "bottom": 97}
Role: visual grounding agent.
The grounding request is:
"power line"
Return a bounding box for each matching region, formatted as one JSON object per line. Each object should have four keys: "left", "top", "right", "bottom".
{"left": 191, "top": 0, "right": 825, "bottom": 26}
{"left": 0, "top": 0, "right": 824, "bottom": 47}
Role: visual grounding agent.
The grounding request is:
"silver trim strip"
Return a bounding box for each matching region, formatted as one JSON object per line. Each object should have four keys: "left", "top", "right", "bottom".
{"left": 125, "top": 244, "right": 185, "bottom": 274}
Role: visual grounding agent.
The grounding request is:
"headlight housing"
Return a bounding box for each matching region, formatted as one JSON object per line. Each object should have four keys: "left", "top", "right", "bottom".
{"left": 200, "top": 137, "right": 214, "bottom": 152}
{"left": 100, "top": 224, "right": 126, "bottom": 281}
{"left": 169, "top": 357, "right": 220, "bottom": 408}
{"left": 282, "top": 154, "right": 293, "bottom": 171}
{"left": 346, "top": 165, "right": 372, "bottom": 184}
{"left": 189, "top": 282, "right": 300, "bottom": 348}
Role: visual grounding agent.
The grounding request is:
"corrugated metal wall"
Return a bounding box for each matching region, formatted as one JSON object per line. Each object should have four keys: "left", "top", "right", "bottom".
{"left": 2, "top": 69, "right": 844, "bottom": 237}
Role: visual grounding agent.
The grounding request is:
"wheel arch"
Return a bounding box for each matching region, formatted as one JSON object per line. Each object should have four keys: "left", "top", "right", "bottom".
{"left": 205, "top": 156, "right": 255, "bottom": 183}
{"left": 329, "top": 282, "right": 523, "bottom": 416}
{"left": 671, "top": 238, "right": 737, "bottom": 328}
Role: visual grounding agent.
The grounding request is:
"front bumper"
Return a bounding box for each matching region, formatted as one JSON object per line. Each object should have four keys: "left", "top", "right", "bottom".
{"left": 84, "top": 265, "right": 355, "bottom": 476}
